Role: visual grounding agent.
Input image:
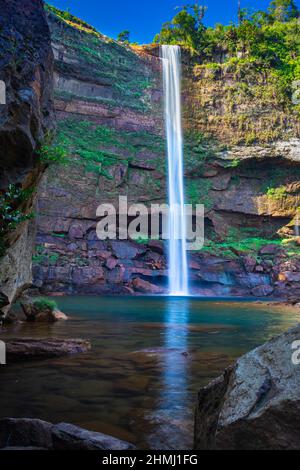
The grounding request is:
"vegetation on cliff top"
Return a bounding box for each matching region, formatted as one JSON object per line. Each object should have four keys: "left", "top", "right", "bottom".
{"left": 155, "top": 1, "right": 300, "bottom": 103}
{"left": 46, "top": 4, "right": 98, "bottom": 34}
{"left": 47, "top": 4, "right": 155, "bottom": 113}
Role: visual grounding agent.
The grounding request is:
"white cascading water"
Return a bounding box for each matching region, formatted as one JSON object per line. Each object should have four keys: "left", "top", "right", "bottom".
{"left": 161, "top": 45, "right": 189, "bottom": 296}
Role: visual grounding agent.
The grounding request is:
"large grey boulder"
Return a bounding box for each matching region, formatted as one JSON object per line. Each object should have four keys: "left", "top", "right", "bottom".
{"left": 195, "top": 324, "right": 300, "bottom": 450}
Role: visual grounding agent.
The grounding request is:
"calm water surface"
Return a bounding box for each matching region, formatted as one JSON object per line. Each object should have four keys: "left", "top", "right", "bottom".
{"left": 1, "top": 297, "right": 299, "bottom": 449}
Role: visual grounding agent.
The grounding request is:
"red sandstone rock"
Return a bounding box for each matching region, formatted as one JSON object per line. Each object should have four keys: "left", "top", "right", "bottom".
{"left": 106, "top": 257, "right": 118, "bottom": 270}
{"left": 132, "top": 277, "right": 164, "bottom": 294}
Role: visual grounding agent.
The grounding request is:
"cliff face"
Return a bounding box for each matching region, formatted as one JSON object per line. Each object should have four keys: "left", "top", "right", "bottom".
{"left": 0, "top": 0, "right": 54, "bottom": 315}
{"left": 33, "top": 11, "right": 167, "bottom": 296}
{"left": 182, "top": 58, "right": 300, "bottom": 241}
{"left": 33, "top": 9, "right": 299, "bottom": 298}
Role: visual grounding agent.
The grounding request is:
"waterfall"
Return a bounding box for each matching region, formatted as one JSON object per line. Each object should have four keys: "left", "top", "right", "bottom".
{"left": 161, "top": 45, "right": 189, "bottom": 296}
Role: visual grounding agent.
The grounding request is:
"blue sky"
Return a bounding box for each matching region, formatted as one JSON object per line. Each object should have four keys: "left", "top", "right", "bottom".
{"left": 48, "top": 0, "right": 299, "bottom": 43}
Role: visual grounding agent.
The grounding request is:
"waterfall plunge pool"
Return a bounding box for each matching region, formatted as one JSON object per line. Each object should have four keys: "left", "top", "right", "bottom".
{"left": 1, "top": 296, "right": 299, "bottom": 449}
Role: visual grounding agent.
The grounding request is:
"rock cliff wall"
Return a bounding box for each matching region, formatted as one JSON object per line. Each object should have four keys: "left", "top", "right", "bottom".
{"left": 0, "top": 0, "right": 54, "bottom": 316}
{"left": 32, "top": 8, "right": 299, "bottom": 298}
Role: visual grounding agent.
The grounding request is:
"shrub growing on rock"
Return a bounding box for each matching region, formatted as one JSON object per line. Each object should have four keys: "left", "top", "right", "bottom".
{"left": 33, "top": 298, "right": 57, "bottom": 312}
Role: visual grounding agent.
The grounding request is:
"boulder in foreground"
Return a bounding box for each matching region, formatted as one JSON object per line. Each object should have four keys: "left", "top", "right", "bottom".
{"left": 195, "top": 323, "right": 300, "bottom": 450}
{"left": 6, "top": 338, "right": 91, "bottom": 362}
{"left": 0, "top": 418, "right": 134, "bottom": 450}
{"left": 0, "top": 418, "right": 52, "bottom": 449}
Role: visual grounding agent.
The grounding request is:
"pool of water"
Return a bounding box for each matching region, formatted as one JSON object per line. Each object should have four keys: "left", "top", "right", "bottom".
{"left": 0, "top": 297, "right": 299, "bottom": 449}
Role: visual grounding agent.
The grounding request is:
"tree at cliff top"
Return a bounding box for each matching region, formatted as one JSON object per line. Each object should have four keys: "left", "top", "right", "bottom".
{"left": 153, "top": 4, "right": 207, "bottom": 51}
{"left": 46, "top": 3, "right": 97, "bottom": 32}
{"left": 117, "top": 30, "right": 130, "bottom": 43}
{"left": 268, "top": 0, "right": 299, "bottom": 22}
{"left": 154, "top": 1, "right": 300, "bottom": 97}
{"left": 154, "top": 1, "right": 299, "bottom": 53}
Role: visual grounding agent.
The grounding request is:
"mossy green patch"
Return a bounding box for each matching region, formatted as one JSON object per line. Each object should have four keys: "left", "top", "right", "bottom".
{"left": 47, "top": 8, "right": 156, "bottom": 112}
{"left": 53, "top": 118, "right": 164, "bottom": 178}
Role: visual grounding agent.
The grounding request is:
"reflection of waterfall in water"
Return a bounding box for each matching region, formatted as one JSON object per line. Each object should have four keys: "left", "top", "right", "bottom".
{"left": 148, "top": 298, "right": 192, "bottom": 449}
{"left": 161, "top": 45, "right": 189, "bottom": 296}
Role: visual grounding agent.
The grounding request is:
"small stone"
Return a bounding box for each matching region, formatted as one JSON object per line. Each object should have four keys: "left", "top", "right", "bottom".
{"left": 106, "top": 257, "right": 118, "bottom": 270}
{"left": 255, "top": 265, "right": 264, "bottom": 273}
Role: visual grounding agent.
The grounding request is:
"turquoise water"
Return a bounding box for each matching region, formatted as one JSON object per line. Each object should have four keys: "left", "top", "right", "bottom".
{"left": 0, "top": 297, "right": 299, "bottom": 449}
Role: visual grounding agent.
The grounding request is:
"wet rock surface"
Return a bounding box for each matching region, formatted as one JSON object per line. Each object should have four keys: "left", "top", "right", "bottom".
{"left": 0, "top": 418, "right": 134, "bottom": 450}
{"left": 0, "top": 0, "right": 54, "bottom": 317}
{"left": 0, "top": 418, "right": 52, "bottom": 450}
{"left": 195, "top": 323, "right": 300, "bottom": 450}
{"left": 132, "top": 277, "right": 164, "bottom": 294}
{"left": 52, "top": 422, "right": 135, "bottom": 450}
{"left": 30, "top": 9, "right": 299, "bottom": 299}
{"left": 6, "top": 338, "right": 91, "bottom": 362}
{"left": 20, "top": 300, "right": 68, "bottom": 323}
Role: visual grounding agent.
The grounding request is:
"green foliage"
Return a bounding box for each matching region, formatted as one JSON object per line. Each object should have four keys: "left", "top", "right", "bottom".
{"left": 0, "top": 185, "right": 34, "bottom": 257}
{"left": 154, "top": 4, "right": 207, "bottom": 52}
{"left": 268, "top": 0, "right": 299, "bottom": 22}
{"left": 51, "top": 232, "right": 67, "bottom": 238}
{"left": 38, "top": 142, "right": 68, "bottom": 165}
{"left": 46, "top": 4, "right": 97, "bottom": 32}
{"left": 266, "top": 185, "right": 288, "bottom": 199}
{"left": 134, "top": 237, "right": 151, "bottom": 244}
{"left": 117, "top": 30, "right": 130, "bottom": 43}
{"left": 48, "top": 8, "right": 155, "bottom": 112}
{"left": 201, "top": 235, "right": 282, "bottom": 259}
{"left": 32, "top": 246, "right": 60, "bottom": 265}
{"left": 186, "top": 179, "right": 213, "bottom": 209}
{"left": 155, "top": 2, "right": 300, "bottom": 101}
{"left": 261, "top": 166, "right": 300, "bottom": 193}
{"left": 54, "top": 118, "right": 164, "bottom": 177}
{"left": 33, "top": 297, "right": 57, "bottom": 312}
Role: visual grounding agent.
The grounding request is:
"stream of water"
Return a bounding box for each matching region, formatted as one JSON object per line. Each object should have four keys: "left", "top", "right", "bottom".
{"left": 162, "top": 45, "right": 189, "bottom": 296}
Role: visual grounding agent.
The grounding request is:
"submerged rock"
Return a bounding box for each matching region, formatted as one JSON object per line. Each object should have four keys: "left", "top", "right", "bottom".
{"left": 0, "top": 418, "right": 135, "bottom": 450}
{"left": 194, "top": 324, "right": 300, "bottom": 450}
{"left": 6, "top": 338, "right": 91, "bottom": 362}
